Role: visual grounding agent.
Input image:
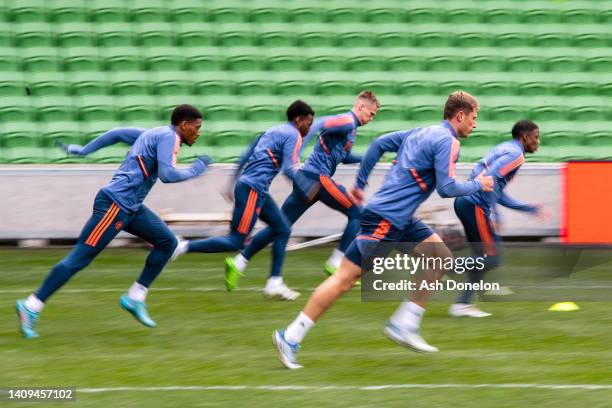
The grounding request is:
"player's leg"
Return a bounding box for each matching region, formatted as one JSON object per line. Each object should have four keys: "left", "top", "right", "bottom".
{"left": 272, "top": 210, "right": 392, "bottom": 368}
{"left": 178, "top": 181, "right": 259, "bottom": 255}
{"left": 16, "top": 191, "right": 127, "bottom": 338}
{"left": 384, "top": 220, "right": 444, "bottom": 353}
{"left": 257, "top": 194, "right": 301, "bottom": 300}
{"left": 449, "top": 197, "right": 500, "bottom": 317}
{"left": 318, "top": 175, "right": 363, "bottom": 275}
{"left": 235, "top": 188, "right": 311, "bottom": 278}
{"left": 118, "top": 205, "right": 178, "bottom": 327}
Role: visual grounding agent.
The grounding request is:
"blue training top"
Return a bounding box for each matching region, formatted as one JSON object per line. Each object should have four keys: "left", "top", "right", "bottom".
{"left": 300, "top": 111, "right": 362, "bottom": 178}
{"left": 465, "top": 139, "right": 537, "bottom": 217}
{"left": 236, "top": 122, "right": 302, "bottom": 195}
{"left": 102, "top": 125, "right": 207, "bottom": 212}
{"left": 357, "top": 121, "right": 483, "bottom": 230}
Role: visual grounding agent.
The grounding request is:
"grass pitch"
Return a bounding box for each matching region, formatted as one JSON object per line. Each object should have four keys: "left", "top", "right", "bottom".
{"left": 1, "top": 247, "right": 612, "bottom": 407}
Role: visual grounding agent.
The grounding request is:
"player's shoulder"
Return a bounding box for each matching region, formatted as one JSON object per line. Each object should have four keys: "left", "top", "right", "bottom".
{"left": 323, "top": 112, "right": 355, "bottom": 128}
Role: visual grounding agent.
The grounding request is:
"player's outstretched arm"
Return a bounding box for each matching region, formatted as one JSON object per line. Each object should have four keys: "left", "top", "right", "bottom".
{"left": 56, "top": 127, "right": 146, "bottom": 156}
{"left": 355, "top": 129, "right": 412, "bottom": 189}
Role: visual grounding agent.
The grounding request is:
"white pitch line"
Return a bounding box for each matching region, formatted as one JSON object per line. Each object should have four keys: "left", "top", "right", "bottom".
{"left": 77, "top": 384, "right": 612, "bottom": 393}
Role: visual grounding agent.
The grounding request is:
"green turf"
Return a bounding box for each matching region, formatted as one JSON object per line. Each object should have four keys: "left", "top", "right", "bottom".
{"left": 1, "top": 247, "right": 612, "bottom": 407}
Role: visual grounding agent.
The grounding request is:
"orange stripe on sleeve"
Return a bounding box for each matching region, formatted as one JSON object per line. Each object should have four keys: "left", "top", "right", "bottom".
{"left": 172, "top": 134, "right": 181, "bottom": 166}
{"left": 324, "top": 114, "right": 353, "bottom": 129}
{"left": 292, "top": 135, "right": 302, "bottom": 162}
{"left": 448, "top": 138, "right": 460, "bottom": 178}
{"left": 499, "top": 155, "right": 525, "bottom": 176}
{"left": 137, "top": 155, "right": 149, "bottom": 179}
{"left": 320, "top": 176, "right": 352, "bottom": 208}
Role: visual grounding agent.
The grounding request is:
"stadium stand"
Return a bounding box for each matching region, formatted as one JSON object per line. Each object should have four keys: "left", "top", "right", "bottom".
{"left": 0, "top": 0, "right": 611, "bottom": 163}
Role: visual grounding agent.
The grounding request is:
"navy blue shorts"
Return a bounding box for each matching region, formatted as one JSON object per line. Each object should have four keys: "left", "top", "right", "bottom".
{"left": 345, "top": 210, "right": 433, "bottom": 267}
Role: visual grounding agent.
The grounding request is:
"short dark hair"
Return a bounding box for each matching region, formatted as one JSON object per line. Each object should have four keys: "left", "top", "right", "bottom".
{"left": 286, "top": 100, "right": 314, "bottom": 121}
{"left": 443, "top": 91, "right": 479, "bottom": 120}
{"left": 511, "top": 120, "right": 539, "bottom": 139}
{"left": 171, "top": 104, "right": 202, "bottom": 126}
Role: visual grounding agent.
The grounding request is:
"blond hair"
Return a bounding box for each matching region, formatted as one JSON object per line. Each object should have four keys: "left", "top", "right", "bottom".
{"left": 443, "top": 91, "right": 479, "bottom": 119}
{"left": 356, "top": 90, "right": 381, "bottom": 108}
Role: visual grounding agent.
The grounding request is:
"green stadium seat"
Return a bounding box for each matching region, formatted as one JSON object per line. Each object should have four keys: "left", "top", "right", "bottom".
{"left": 50, "top": 5, "right": 89, "bottom": 23}
{"left": 276, "top": 79, "right": 314, "bottom": 97}
{"left": 26, "top": 72, "right": 67, "bottom": 96}
{"left": 561, "top": 8, "right": 599, "bottom": 24}
{"left": 522, "top": 8, "right": 560, "bottom": 25}
{"left": 22, "top": 47, "right": 61, "bottom": 71}
{"left": 546, "top": 56, "right": 584, "bottom": 72}
{"left": 10, "top": 5, "right": 49, "bottom": 23}
{"left": 368, "top": 7, "right": 405, "bottom": 23}
{"left": 117, "top": 96, "right": 160, "bottom": 122}
{"left": 90, "top": 0, "right": 128, "bottom": 23}
{"left": 77, "top": 96, "right": 117, "bottom": 122}
{"left": 207, "top": 103, "right": 244, "bottom": 122}
{"left": 557, "top": 81, "right": 593, "bottom": 97}
{"left": 328, "top": 8, "right": 364, "bottom": 24}
{"left": 225, "top": 52, "right": 265, "bottom": 72}
{"left": 338, "top": 32, "right": 375, "bottom": 48}
{"left": 535, "top": 33, "right": 568, "bottom": 49}
{"left": 599, "top": 83, "right": 612, "bottom": 97}
{"left": 184, "top": 47, "right": 225, "bottom": 71}
{"left": 219, "top": 29, "right": 257, "bottom": 47}
{"left": 177, "top": 24, "right": 216, "bottom": 47}
{"left": 464, "top": 54, "right": 503, "bottom": 72}
{"left": 210, "top": 7, "right": 246, "bottom": 23}
{"left": 234, "top": 79, "right": 272, "bottom": 96}
{"left": 1, "top": 122, "right": 41, "bottom": 148}
{"left": 266, "top": 55, "right": 304, "bottom": 71}
{"left": 150, "top": 71, "right": 194, "bottom": 96}
{"left": 572, "top": 105, "right": 608, "bottom": 122}
{"left": 250, "top": 7, "right": 289, "bottom": 24}
{"left": 109, "top": 71, "right": 152, "bottom": 96}
{"left": 96, "top": 23, "right": 134, "bottom": 47}
{"left": 258, "top": 29, "right": 296, "bottom": 48}
{"left": 572, "top": 33, "right": 610, "bottom": 48}
{"left": 0, "top": 72, "right": 25, "bottom": 96}
{"left": 43, "top": 121, "right": 84, "bottom": 146}
{"left": 245, "top": 104, "right": 285, "bottom": 122}
{"left": 406, "top": 8, "right": 441, "bottom": 24}
{"left": 292, "top": 8, "right": 324, "bottom": 24}
{"left": 584, "top": 132, "right": 612, "bottom": 147}
{"left": 143, "top": 47, "right": 186, "bottom": 71}
{"left": 130, "top": 1, "right": 168, "bottom": 23}
{"left": 386, "top": 55, "right": 426, "bottom": 72}
{"left": 0, "top": 47, "right": 19, "bottom": 71}
{"left": 56, "top": 23, "right": 94, "bottom": 47}
{"left": 446, "top": 8, "right": 482, "bottom": 24}
{"left": 506, "top": 55, "right": 544, "bottom": 73}
{"left": 298, "top": 28, "right": 336, "bottom": 47}
{"left": 586, "top": 56, "right": 612, "bottom": 73}
{"left": 519, "top": 82, "right": 556, "bottom": 97}
{"left": 101, "top": 47, "right": 142, "bottom": 71}
{"left": 168, "top": 0, "right": 207, "bottom": 24}
{"left": 69, "top": 72, "right": 110, "bottom": 96}
{"left": 531, "top": 106, "right": 567, "bottom": 122}
{"left": 483, "top": 7, "right": 518, "bottom": 24}
{"left": 33, "top": 96, "right": 74, "bottom": 122}
{"left": 0, "top": 27, "right": 11, "bottom": 47}
{"left": 305, "top": 54, "right": 345, "bottom": 72}
{"left": 137, "top": 23, "right": 176, "bottom": 47}
{"left": 192, "top": 72, "right": 235, "bottom": 95}
{"left": 14, "top": 23, "right": 54, "bottom": 47}
{"left": 63, "top": 47, "right": 101, "bottom": 71}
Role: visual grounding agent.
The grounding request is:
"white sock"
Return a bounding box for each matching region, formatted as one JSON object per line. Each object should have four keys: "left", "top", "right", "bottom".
{"left": 327, "top": 248, "right": 344, "bottom": 268}
{"left": 390, "top": 301, "right": 425, "bottom": 332}
{"left": 128, "top": 282, "right": 148, "bottom": 302}
{"left": 25, "top": 294, "right": 44, "bottom": 313}
{"left": 234, "top": 253, "right": 249, "bottom": 272}
{"left": 266, "top": 276, "right": 283, "bottom": 288}
{"left": 284, "top": 311, "right": 314, "bottom": 344}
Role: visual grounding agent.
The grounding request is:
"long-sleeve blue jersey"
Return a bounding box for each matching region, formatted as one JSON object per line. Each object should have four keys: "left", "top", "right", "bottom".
{"left": 237, "top": 122, "right": 302, "bottom": 195}
{"left": 102, "top": 126, "right": 207, "bottom": 212}
{"left": 364, "top": 121, "right": 483, "bottom": 230}
{"left": 300, "top": 111, "right": 361, "bottom": 177}
{"left": 66, "top": 127, "right": 145, "bottom": 156}
{"left": 465, "top": 139, "right": 537, "bottom": 217}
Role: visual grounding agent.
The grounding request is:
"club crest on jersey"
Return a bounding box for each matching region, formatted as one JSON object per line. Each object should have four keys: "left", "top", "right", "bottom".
{"left": 115, "top": 221, "right": 124, "bottom": 230}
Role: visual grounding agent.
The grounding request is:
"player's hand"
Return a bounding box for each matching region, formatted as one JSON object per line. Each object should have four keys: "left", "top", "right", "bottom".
{"left": 349, "top": 186, "right": 365, "bottom": 206}
{"left": 55, "top": 140, "right": 82, "bottom": 155}
{"left": 191, "top": 155, "right": 212, "bottom": 175}
{"left": 533, "top": 204, "right": 550, "bottom": 222}
{"left": 475, "top": 171, "right": 494, "bottom": 192}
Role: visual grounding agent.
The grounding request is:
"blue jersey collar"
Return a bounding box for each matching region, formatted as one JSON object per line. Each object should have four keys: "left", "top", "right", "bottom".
{"left": 441, "top": 120, "right": 458, "bottom": 138}
{"left": 350, "top": 110, "right": 362, "bottom": 127}
{"left": 512, "top": 138, "right": 525, "bottom": 152}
